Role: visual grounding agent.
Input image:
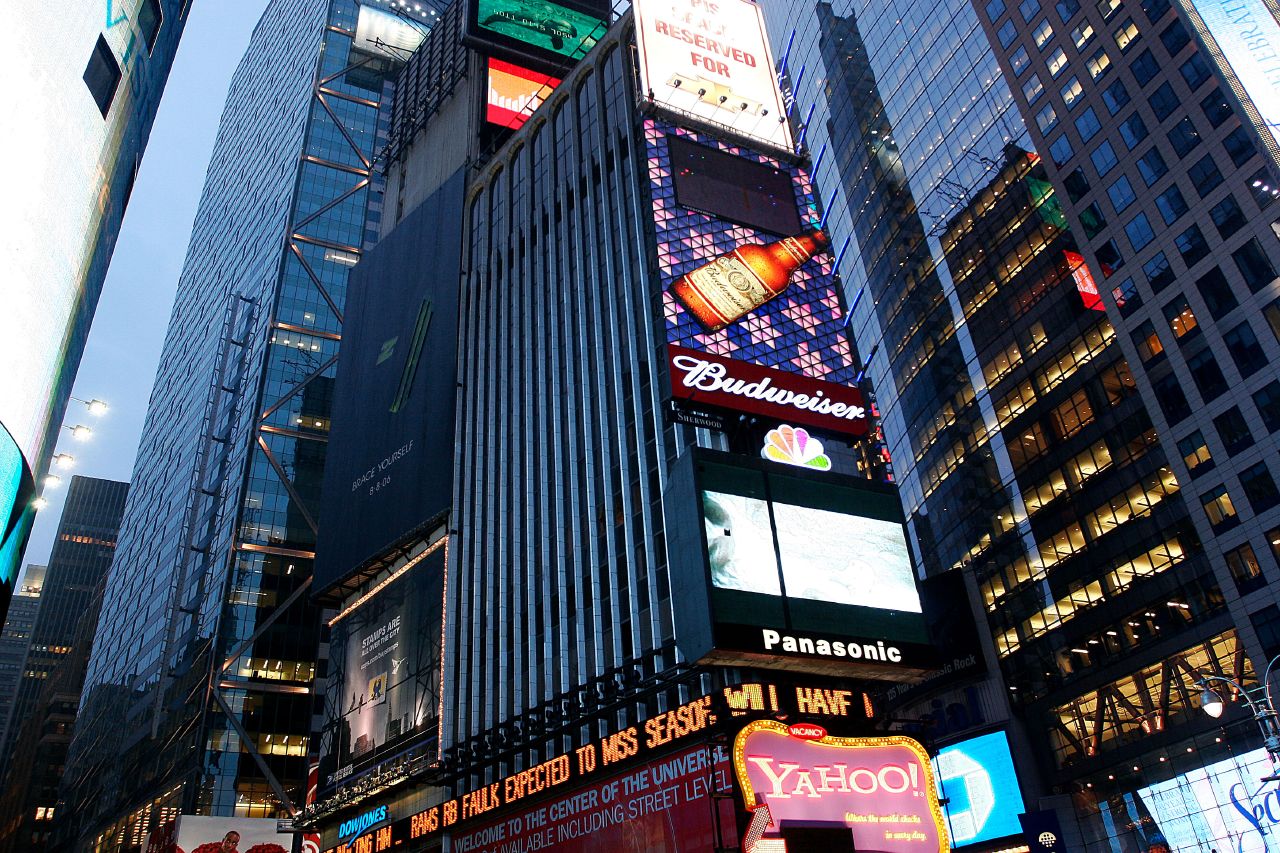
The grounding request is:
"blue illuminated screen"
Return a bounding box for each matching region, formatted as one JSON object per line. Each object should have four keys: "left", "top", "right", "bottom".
{"left": 933, "top": 730, "right": 1025, "bottom": 847}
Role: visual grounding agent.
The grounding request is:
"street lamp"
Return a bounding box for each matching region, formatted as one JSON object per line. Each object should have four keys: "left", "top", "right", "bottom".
{"left": 71, "top": 396, "right": 109, "bottom": 417}
{"left": 1199, "top": 654, "right": 1280, "bottom": 758}
{"left": 64, "top": 424, "right": 92, "bottom": 441}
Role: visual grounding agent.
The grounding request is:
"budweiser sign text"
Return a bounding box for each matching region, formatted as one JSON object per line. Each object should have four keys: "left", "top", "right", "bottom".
{"left": 667, "top": 346, "right": 868, "bottom": 437}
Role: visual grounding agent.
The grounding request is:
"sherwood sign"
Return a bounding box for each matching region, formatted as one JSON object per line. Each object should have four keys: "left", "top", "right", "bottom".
{"left": 667, "top": 345, "right": 868, "bottom": 437}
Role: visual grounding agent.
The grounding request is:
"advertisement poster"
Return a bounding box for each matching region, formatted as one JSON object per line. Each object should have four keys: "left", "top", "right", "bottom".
{"left": 932, "top": 731, "right": 1025, "bottom": 847}
{"left": 173, "top": 816, "right": 292, "bottom": 853}
{"left": 318, "top": 544, "right": 444, "bottom": 788}
{"left": 1183, "top": 0, "right": 1280, "bottom": 154}
{"left": 470, "top": 0, "right": 607, "bottom": 64}
{"left": 634, "top": 0, "right": 793, "bottom": 151}
{"left": 646, "top": 120, "right": 865, "bottom": 436}
{"left": 451, "top": 744, "right": 736, "bottom": 853}
{"left": 734, "top": 722, "right": 949, "bottom": 852}
{"left": 486, "top": 58, "right": 561, "bottom": 128}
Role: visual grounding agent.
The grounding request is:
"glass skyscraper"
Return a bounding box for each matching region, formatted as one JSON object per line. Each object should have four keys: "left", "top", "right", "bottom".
{"left": 60, "top": 2, "right": 430, "bottom": 849}
{"left": 764, "top": 0, "right": 1280, "bottom": 846}
{"left": 0, "top": 0, "right": 188, "bottom": 628}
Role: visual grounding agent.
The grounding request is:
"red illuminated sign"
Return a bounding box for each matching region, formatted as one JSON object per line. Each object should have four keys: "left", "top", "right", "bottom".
{"left": 486, "top": 58, "right": 560, "bottom": 129}
{"left": 667, "top": 345, "right": 868, "bottom": 437}
{"left": 1065, "top": 250, "right": 1105, "bottom": 311}
{"left": 787, "top": 723, "right": 826, "bottom": 740}
{"left": 733, "top": 722, "right": 949, "bottom": 852}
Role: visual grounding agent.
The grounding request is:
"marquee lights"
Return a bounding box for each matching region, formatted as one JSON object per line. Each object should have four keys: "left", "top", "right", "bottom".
{"left": 328, "top": 535, "right": 447, "bottom": 626}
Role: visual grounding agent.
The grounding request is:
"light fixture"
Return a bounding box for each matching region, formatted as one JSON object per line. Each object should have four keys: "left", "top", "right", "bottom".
{"left": 71, "top": 396, "right": 108, "bottom": 416}
{"left": 31, "top": 497, "right": 48, "bottom": 511}
{"left": 1200, "top": 685, "right": 1225, "bottom": 718}
{"left": 52, "top": 454, "right": 74, "bottom": 469}
{"left": 43, "top": 474, "right": 61, "bottom": 489}
{"left": 66, "top": 424, "right": 92, "bottom": 441}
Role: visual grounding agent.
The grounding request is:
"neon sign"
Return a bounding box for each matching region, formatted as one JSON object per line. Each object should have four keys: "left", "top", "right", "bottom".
{"left": 338, "top": 806, "right": 388, "bottom": 850}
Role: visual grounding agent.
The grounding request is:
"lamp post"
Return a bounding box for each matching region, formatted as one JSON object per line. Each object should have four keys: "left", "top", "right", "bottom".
{"left": 1198, "top": 654, "right": 1280, "bottom": 760}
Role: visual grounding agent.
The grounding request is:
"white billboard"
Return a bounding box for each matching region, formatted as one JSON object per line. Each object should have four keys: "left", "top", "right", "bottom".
{"left": 1184, "top": 0, "right": 1280, "bottom": 159}
{"left": 633, "top": 0, "right": 794, "bottom": 151}
{"left": 173, "top": 815, "right": 292, "bottom": 853}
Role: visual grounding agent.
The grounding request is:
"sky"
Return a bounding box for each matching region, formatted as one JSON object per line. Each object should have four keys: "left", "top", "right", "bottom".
{"left": 21, "top": 0, "right": 271, "bottom": 577}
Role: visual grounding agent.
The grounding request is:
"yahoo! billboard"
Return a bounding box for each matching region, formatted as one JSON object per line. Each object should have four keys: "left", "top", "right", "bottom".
{"left": 733, "top": 721, "right": 948, "bottom": 852}
{"left": 646, "top": 120, "right": 864, "bottom": 437}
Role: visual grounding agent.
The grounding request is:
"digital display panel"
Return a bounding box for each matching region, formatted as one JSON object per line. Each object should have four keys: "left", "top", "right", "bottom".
{"left": 634, "top": 0, "right": 793, "bottom": 151}
{"left": 932, "top": 731, "right": 1025, "bottom": 847}
{"left": 1183, "top": 0, "right": 1280, "bottom": 155}
{"left": 468, "top": 0, "right": 607, "bottom": 68}
{"left": 668, "top": 135, "right": 801, "bottom": 236}
{"left": 647, "top": 121, "right": 863, "bottom": 431}
{"left": 733, "top": 723, "right": 949, "bottom": 852}
{"left": 486, "top": 58, "right": 560, "bottom": 128}
{"left": 175, "top": 815, "right": 292, "bottom": 853}
{"left": 317, "top": 542, "right": 444, "bottom": 790}
{"left": 689, "top": 455, "right": 931, "bottom": 673}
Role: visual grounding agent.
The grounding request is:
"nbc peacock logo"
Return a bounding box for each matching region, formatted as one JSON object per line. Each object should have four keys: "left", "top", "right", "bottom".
{"left": 761, "top": 425, "right": 831, "bottom": 471}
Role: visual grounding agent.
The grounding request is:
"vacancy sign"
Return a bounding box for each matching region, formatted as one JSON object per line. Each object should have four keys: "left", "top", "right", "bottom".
{"left": 633, "top": 0, "right": 794, "bottom": 151}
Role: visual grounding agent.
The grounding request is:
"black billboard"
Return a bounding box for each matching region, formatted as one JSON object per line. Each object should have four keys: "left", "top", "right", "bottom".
{"left": 314, "top": 170, "right": 465, "bottom": 596}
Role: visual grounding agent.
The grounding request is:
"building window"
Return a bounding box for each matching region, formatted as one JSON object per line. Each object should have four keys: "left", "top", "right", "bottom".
{"left": 1214, "top": 405, "right": 1254, "bottom": 454}
{"left": 1200, "top": 88, "right": 1234, "bottom": 127}
{"left": 1167, "top": 118, "right": 1202, "bottom": 157}
{"left": 1210, "top": 195, "right": 1246, "bottom": 238}
{"left": 1163, "top": 295, "right": 1199, "bottom": 340}
{"left": 1076, "top": 106, "right": 1102, "bottom": 139}
{"left": 1009, "top": 422, "right": 1052, "bottom": 467}
{"left": 1099, "top": 0, "right": 1122, "bottom": 19}
{"left": 1112, "top": 276, "right": 1143, "bottom": 316}
{"left": 1062, "top": 76, "right": 1085, "bottom": 108}
{"left": 1253, "top": 381, "right": 1280, "bottom": 433}
{"left": 1024, "top": 74, "right": 1046, "bottom": 104}
{"left": 1132, "top": 48, "right": 1161, "bottom": 85}
{"left": 1265, "top": 298, "right": 1280, "bottom": 343}
{"left": 1102, "top": 79, "right": 1130, "bottom": 114}
{"left": 1081, "top": 202, "right": 1108, "bottom": 237}
{"left": 1180, "top": 51, "right": 1212, "bottom": 90}
{"left": 1178, "top": 430, "right": 1214, "bottom": 477}
{"left": 1138, "top": 147, "right": 1168, "bottom": 186}
{"left": 1144, "top": 251, "right": 1176, "bottom": 292}
{"left": 1267, "top": 527, "right": 1280, "bottom": 565}
{"left": 1134, "top": 320, "right": 1166, "bottom": 363}
{"left": 1034, "top": 18, "right": 1055, "bottom": 48}
{"left": 1248, "top": 168, "right": 1278, "bottom": 209}
{"left": 1113, "top": 17, "right": 1140, "bottom": 51}
{"left": 1099, "top": 358, "right": 1137, "bottom": 404}
{"left": 1223, "top": 321, "right": 1268, "bottom": 376}
{"left": 1108, "top": 175, "right": 1137, "bottom": 212}
{"left": 1092, "top": 140, "right": 1119, "bottom": 175}
{"left": 1252, "top": 606, "right": 1280, "bottom": 660}
{"left": 987, "top": 0, "right": 1007, "bottom": 20}
{"left": 1057, "top": 0, "right": 1081, "bottom": 22}
{"left": 1194, "top": 267, "right": 1238, "bottom": 319}
{"left": 1224, "top": 125, "right": 1257, "bottom": 166}
{"left": 1011, "top": 45, "right": 1032, "bottom": 75}
{"left": 1160, "top": 18, "right": 1191, "bottom": 53}
{"left": 1119, "top": 112, "right": 1148, "bottom": 149}
{"left": 1095, "top": 238, "right": 1124, "bottom": 275}
{"left": 1050, "top": 133, "right": 1075, "bottom": 165}
{"left": 83, "top": 35, "right": 121, "bottom": 118}
{"left": 1153, "top": 373, "right": 1191, "bottom": 423}
{"left": 1187, "top": 153, "right": 1224, "bottom": 197}
{"left": 138, "top": 0, "right": 163, "bottom": 52}
{"left": 1225, "top": 543, "right": 1267, "bottom": 594}
{"left": 1233, "top": 239, "right": 1278, "bottom": 292}
{"left": 1052, "top": 389, "right": 1097, "bottom": 439}
{"left": 1186, "top": 349, "right": 1228, "bottom": 400}
{"left": 1241, "top": 462, "right": 1280, "bottom": 513}
{"left": 1048, "top": 46, "right": 1071, "bottom": 76}
{"left": 1155, "top": 184, "right": 1189, "bottom": 224}
{"left": 1072, "top": 20, "right": 1096, "bottom": 49}
{"left": 1086, "top": 47, "right": 1113, "bottom": 78}
{"left": 1064, "top": 166, "right": 1091, "bottom": 200}
{"left": 1037, "top": 103, "right": 1059, "bottom": 133}
{"left": 1125, "top": 212, "right": 1156, "bottom": 251}
{"left": 1175, "top": 224, "right": 1210, "bottom": 267}
{"left": 1202, "top": 484, "right": 1241, "bottom": 531}
{"left": 1021, "top": 0, "right": 1043, "bottom": 21}
{"left": 998, "top": 19, "right": 1018, "bottom": 47}
{"left": 1149, "top": 82, "right": 1180, "bottom": 121}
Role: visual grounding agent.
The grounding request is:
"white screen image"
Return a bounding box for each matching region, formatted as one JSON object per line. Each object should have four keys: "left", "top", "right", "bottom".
{"left": 702, "top": 490, "right": 922, "bottom": 613}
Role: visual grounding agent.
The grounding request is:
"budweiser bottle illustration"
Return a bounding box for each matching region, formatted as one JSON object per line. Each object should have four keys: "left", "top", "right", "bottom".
{"left": 670, "top": 229, "right": 828, "bottom": 332}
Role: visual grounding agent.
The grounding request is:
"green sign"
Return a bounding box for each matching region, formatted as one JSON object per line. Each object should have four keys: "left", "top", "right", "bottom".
{"left": 475, "top": 0, "right": 604, "bottom": 60}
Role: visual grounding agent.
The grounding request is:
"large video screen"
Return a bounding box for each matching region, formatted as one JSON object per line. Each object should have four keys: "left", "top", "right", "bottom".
{"left": 486, "top": 58, "right": 561, "bottom": 129}
{"left": 647, "top": 121, "right": 867, "bottom": 437}
{"left": 932, "top": 731, "right": 1025, "bottom": 847}
{"left": 669, "top": 136, "right": 801, "bottom": 236}
{"left": 697, "top": 457, "right": 927, "bottom": 654}
{"left": 317, "top": 543, "right": 444, "bottom": 789}
{"left": 468, "top": 0, "right": 607, "bottom": 67}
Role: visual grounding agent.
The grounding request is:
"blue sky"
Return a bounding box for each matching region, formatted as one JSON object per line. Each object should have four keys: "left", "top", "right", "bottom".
{"left": 22, "top": 0, "right": 270, "bottom": 575}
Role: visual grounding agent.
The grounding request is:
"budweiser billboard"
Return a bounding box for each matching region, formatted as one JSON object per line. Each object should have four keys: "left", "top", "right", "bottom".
{"left": 668, "top": 345, "right": 868, "bottom": 437}
{"left": 734, "top": 722, "right": 949, "bottom": 852}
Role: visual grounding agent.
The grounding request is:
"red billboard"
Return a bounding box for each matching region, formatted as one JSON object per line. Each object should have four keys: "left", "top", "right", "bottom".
{"left": 450, "top": 744, "right": 737, "bottom": 852}
{"left": 486, "top": 58, "right": 560, "bottom": 129}
{"left": 733, "top": 722, "right": 948, "bottom": 852}
{"left": 668, "top": 345, "right": 868, "bottom": 437}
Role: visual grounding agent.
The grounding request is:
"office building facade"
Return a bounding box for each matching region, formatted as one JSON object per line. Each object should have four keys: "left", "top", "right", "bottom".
{"left": 61, "top": 2, "right": 429, "bottom": 849}
{"left": 0, "top": 2, "right": 189, "bottom": 621}
{"left": 0, "top": 566, "right": 46, "bottom": 760}
{"left": 764, "top": 0, "right": 1280, "bottom": 847}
